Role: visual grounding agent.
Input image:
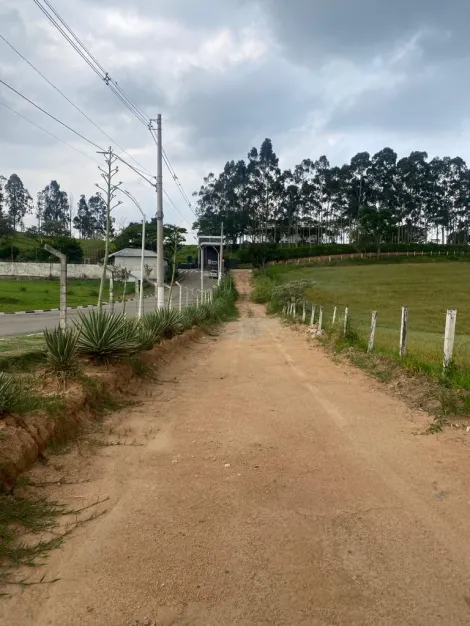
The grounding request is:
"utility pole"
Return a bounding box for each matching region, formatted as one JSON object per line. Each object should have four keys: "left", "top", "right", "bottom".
{"left": 154, "top": 114, "right": 165, "bottom": 310}
{"left": 96, "top": 147, "right": 122, "bottom": 310}
{"left": 219, "top": 221, "right": 224, "bottom": 284}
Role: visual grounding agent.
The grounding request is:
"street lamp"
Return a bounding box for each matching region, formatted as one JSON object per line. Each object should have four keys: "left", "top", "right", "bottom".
{"left": 118, "top": 189, "right": 146, "bottom": 319}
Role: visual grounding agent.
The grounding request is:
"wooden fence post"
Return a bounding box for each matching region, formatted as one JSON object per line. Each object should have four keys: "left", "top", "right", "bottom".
{"left": 318, "top": 306, "right": 323, "bottom": 331}
{"left": 443, "top": 309, "right": 457, "bottom": 371}
{"left": 302, "top": 302, "right": 306, "bottom": 323}
{"left": 332, "top": 306, "right": 337, "bottom": 325}
{"left": 367, "top": 311, "right": 377, "bottom": 353}
{"left": 343, "top": 307, "right": 349, "bottom": 336}
{"left": 399, "top": 306, "right": 408, "bottom": 357}
{"left": 310, "top": 304, "right": 316, "bottom": 325}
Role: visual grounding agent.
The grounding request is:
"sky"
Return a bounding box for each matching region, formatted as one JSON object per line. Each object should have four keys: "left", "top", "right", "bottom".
{"left": 1, "top": 0, "right": 469, "bottom": 239}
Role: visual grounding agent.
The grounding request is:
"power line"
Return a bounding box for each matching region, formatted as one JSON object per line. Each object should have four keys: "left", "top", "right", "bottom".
{"left": 114, "top": 155, "right": 155, "bottom": 188}
{"left": 34, "top": 0, "right": 150, "bottom": 127}
{"left": 32, "top": 0, "right": 103, "bottom": 80}
{"left": 0, "top": 32, "right": 154, "bottom": 177}
{"left": 149, "top": 127, "right": 196, "bottom": 217}
{"left": 0, "top": 98, "right": 100, "bottom": 164}
{"left": 0, "top": 78, "right": 155, "bottom": 187}
{"left": 43, "top": 0, "right": 148, "bottom": 123}
{"left": 33, "top": 0, "right": 196, "bottom": 221}
{"left": 0, "top": 77, "right": 102, "bottom": 150}
{"left": 163, "top": 189, "right": 196, "bottom": 230}
{"left": 163, "top": 149, "right": 194, "bottom": 207}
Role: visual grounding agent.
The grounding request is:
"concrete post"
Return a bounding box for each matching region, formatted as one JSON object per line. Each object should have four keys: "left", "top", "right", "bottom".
{"left": 44, "top": 244, "right": 66, "bottom": 329}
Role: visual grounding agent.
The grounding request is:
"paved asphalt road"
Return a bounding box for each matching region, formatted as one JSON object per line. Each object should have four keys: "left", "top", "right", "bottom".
{"left": 0, "top": 270, "right": 216, "bottom": 337}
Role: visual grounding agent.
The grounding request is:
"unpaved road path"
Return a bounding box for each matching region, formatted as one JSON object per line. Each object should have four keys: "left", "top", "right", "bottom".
{"left": 3, "top": 271, "right": 470, "bottom": 625}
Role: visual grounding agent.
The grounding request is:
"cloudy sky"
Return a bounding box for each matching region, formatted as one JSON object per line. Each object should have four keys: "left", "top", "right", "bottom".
{"left": 1, "top": 0, "right": 469, "bottom": 238}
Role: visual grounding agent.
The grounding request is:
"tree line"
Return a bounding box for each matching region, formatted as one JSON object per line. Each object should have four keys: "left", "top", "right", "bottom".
{"left": 193, "top": 139, "right": 470, "bottom": 250}
{"left": 0, "top": 173, "right": 112, "bottom": 239}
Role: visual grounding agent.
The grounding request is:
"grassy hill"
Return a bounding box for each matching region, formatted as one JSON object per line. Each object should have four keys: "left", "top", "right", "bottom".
{"left": 0, "top": 233, "right": 110, "bottom": 264}
{"left": 1, "top": 234, "right": 202, "bottom": 265}
{"left": 266, "top": 260, "right": 470, "bottom": 366}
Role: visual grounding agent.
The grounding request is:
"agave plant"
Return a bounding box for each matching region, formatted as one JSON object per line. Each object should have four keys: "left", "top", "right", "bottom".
{"left": 0, "top": 372, "right": 19, "bottom": 414}
{"left": 140, "top": 310, "right": 168, "bottom": 345}
{"left": 136, "top": 323, "right": 157, "bottom": 352}
{"left": 160, "top": 309, "right": 185, "bottom": 338}
{"left": 44, "top": 327, "right": 79, "bottom": 376}
{"left": 76, "top": 310, "right": 140, "bottom": 361}
{"left": 180, "top": 306, "right": 198, "bottom": 329}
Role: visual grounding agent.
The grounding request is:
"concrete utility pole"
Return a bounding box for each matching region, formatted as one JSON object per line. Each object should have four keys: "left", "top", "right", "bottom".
{"left": 96, "top": 147, "right": 122, "bottom": 310}
{"left": 44, "top": 244, "right": 67, "bottom": 329}
{"left": 155, "top": 114, "right": 165, "bottom": 310}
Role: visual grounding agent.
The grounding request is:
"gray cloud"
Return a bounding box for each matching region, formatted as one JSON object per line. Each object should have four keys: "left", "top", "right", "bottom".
{"left": 1, "top": 0, "right": 470, "bottom": 237}
{"left": 258, "top": 0, "right": 470, "bottom": 63}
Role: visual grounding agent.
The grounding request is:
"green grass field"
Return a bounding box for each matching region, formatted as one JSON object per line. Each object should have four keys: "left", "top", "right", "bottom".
{"left": 267, "top": 261, "right": 470, "bottom": 366}
{"left": 0, "top": 279, "right": 143, "bottom": 312}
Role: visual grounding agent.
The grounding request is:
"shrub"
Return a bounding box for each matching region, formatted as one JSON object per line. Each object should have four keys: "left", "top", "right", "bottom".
{"left": 88, "top": 289, "right": 99, "bottom": 297}
{"left": 269, "top": 280, "right": 313, "bottom": 312}
{"left": 19, "top": 286, "right": 26, "bottom": 292}
{"left": 43, "top": 327, "right": 79, "bottom": 377}
{"left": 0, "top": 372, "right": 20, "bottom": 414}
{"left": 76, "top": 310, "right": 140, "bottom": 362}
{"left": 251, "top": 275, "right": 275, "bottom": 304}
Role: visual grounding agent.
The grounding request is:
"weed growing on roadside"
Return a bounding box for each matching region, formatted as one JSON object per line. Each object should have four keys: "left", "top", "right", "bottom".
{"left": 0, "top": 493, "right": 107, "bottom": 590}
{"left": 130, "top": 356, "right": 157, "bottom": 381}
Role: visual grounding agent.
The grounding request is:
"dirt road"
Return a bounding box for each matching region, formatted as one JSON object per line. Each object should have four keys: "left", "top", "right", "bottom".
{"left": 3, "top": 271, "right": 470, "bottom": 625}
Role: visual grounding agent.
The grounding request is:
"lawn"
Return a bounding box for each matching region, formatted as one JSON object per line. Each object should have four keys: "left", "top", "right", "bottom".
{"left": 0, "top": 279, "right": 142, "bottom": 313}
{"left": 267, "top": 261, "right": 470, "bottom": 365}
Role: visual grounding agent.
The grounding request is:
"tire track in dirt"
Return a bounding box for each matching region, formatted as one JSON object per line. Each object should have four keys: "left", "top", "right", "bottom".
{"left": 2, "top": 271, "right": 470, "bottom": 626}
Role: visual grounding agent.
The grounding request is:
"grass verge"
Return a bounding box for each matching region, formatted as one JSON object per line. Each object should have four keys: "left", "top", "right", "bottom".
{"left": 0, "top": 279, "right": 154, "bottom": 313}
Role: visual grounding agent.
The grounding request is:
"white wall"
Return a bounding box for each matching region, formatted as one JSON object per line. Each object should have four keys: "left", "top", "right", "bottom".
{"left": 112, "top": 256, "right": 158, "bottom": 272}
{"left": 0, "top": 262, "right": 102, "bottom": 279}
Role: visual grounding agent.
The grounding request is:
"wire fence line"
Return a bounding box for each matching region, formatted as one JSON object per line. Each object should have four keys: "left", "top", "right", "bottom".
{"left": 284, "top": 299, "right": 460, "bottom": 373}
{"left": 271, "top": 249, "right": 470, "bottom": 267}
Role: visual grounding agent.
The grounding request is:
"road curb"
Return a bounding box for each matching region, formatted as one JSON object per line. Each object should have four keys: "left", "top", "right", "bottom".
{"left": 0, "top": 295, "right": 154, "bottom": 316}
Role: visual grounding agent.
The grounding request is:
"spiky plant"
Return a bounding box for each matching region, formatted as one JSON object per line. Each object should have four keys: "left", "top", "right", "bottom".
{"left": 0, "top": 372, "right": 19, "bottom": 414}
{"left": 76, "top": 310, "right": 140, "bottom": 362}
{"left": 140, "top": 310, "right": 168, "bottom": 345}
{"left": 136, "top": 324, "right": 157, "bottom": 352}
{"left": 44, "top": 327, "right": 79, "bottom": 377}
{"left": 180, "top": 306, "right": 198, "bottom": 329}
{"left": 160, "top": 309, "right": 185, "bottom": 338}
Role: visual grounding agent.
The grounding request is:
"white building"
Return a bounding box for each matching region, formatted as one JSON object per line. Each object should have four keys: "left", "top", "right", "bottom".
{"left": 108, "top": 248, "right": 168, "bottom": 281}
